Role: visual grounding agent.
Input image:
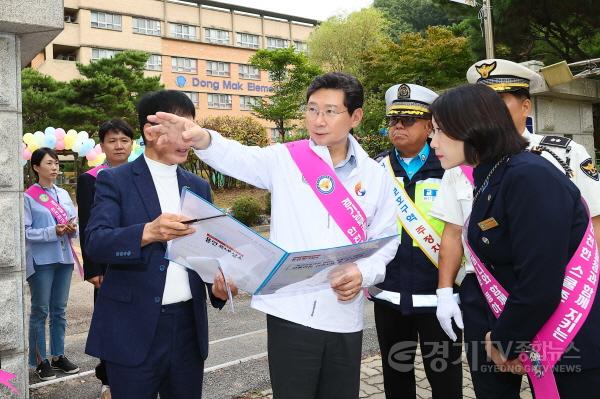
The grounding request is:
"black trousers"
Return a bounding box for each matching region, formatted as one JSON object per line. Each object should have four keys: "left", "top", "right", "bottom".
{"left": 461, "top": 273, "right": 600, "bottom": 399}
{"left": 93, "top": 286, "right": 109, "bottom": 386}
{"left": 106, "top": 301, "right": 204, "bottom": 399}
{"left": 267, "top": 315, "right": 363, "bottom": 399}
{"left": 374, "top": 302, "right": 463, "bottom": 399}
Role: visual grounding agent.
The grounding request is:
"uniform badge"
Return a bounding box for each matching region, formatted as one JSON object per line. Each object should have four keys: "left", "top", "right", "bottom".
{"left": 39, "top": 194, "right": 49, "bottom": 202}
{"left": 397, "top": 84, "right": 411, "bottom": 99}
{"left": 580, "top": 158, "right": 599, "bottom": 181}
{"left": 316, "top": 175, "right": 335, "bottom": 194}
{"left": 477, "top": 217, "right": 499, "bottom": 231}
{"left": 475, "top": 61, "right": 497, "bottom": 79}
{"left": 423, "top": 188, "right": 438, "bottom": 201}
{"left": 354, "top": 181, "right": 366, "bottom": 196}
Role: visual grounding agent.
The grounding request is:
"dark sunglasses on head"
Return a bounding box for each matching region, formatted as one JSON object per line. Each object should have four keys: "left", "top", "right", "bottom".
{"left": 386, "top": 116, "right": 422, "bottom": 127}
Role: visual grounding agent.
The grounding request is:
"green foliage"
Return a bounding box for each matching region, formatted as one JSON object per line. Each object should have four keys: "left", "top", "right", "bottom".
{"left": 21, "top": 69, "right": 68, "bottom": 133}
{"left": 264, "top": 191, "right": 272, "bottom": 215}
{"left": 374, "top": 0, "right": 451, "bottom": 37}
{"left": 200, "top": 115, "right": 269, "bottom": 147}
{"left": 22, "top": 51, "right": 163, "bottom": 137}
{"left": 230, "top": 195, "right": 263, "bottom": 226}
{"left": 250, "top": 47, "right": 321, "bottom": 143}
{"left": 307, "top": 8, "right": 389, "bottom": 83}
{"left": 357, "top": 133, "right": 390, "bottom": 159}
{"left": 364, "top": 26, "right": 475, "bottom": 94}
{"left": 432, "top": 0, "right": 600, "bottom": 63}
{"left": 186, "top": 115, "right": 269, "bottom": 189}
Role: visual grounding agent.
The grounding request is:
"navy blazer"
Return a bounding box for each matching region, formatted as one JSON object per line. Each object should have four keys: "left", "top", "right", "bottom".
{"left": 84, "top": 155, "right": 224, "bottom": 367}
{"left": 467, "top": 151, "right": 600, "bottom": 369}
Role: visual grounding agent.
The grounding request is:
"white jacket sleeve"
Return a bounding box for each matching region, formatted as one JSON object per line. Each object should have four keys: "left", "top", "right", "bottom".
{"left": 569, "top": 143, "right": 600, "bottom": 217}
{"left": 355, "top": 170, "right": 399, "bottom": 287}
{"left": 193, "top": 130, "right": 277, "bottom": 191}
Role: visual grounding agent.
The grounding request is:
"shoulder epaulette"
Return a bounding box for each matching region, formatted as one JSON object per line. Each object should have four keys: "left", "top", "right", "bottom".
{"left": 539, "top": 135, "right": 572, "bottom": 149}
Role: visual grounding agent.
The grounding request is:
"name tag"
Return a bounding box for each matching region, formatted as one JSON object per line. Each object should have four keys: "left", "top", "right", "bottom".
{"left": 478, "top": 217, "right": 499, "bottom": 231}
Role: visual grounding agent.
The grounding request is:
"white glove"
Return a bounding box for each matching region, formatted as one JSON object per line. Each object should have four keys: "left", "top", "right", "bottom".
{"left": 436, "top": 287, "right": 464, "bottom": 342}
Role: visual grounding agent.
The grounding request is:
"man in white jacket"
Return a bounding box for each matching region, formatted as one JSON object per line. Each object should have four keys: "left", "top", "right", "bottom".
{"left": 146, "top": 72, "right": 398, "bottom": 398}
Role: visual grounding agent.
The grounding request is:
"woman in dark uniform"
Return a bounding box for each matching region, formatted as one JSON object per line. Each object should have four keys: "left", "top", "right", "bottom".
{"left": 429, "top": 84, "right": 600, "bottom": 399}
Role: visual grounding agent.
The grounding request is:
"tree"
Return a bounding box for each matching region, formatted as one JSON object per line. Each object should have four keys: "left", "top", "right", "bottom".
{"left": 22, "top": 51, "right": 163, "bottom": 136}
{"left": 374, "top": 0, "right": 451, "bottom": 37}
{"left": 21, "top": 69, "right": 67, "bottom": 133}
{"left": 434, "top": 0, "right": 600, "bottom": 64}
{"left": 307, "top": 8, "right": 389, "bottom": 83}
{"left": 249, "top": 47, "right": 321, "bottom": 142}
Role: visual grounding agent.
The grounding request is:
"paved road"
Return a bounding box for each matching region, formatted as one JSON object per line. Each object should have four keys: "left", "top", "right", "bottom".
{"left": 27, "top": 273, "right": 381, "bottom": 399}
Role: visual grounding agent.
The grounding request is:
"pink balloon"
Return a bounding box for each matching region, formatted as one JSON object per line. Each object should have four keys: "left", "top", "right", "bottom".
{"left": 22, "top": 148, "right": 32, "bottom": 160}
{"left": 55, "top": 139, "right": 65, "bottom": 150}
{"left": 86, "top": 151, "right": 98, "bottom": 161}
{"left": 94, "top": 144, "right": 102, "bottom": 153}
{"left": 55, "top": 128, "right": 66, "bottom": 140}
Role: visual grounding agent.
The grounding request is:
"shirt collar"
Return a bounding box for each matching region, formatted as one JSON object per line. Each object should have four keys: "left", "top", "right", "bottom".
{"left": 334, "top": 141, "right": 356, "bottom": 169}
{"left": 144, "top": 154, "right": 178, "bottom": 177}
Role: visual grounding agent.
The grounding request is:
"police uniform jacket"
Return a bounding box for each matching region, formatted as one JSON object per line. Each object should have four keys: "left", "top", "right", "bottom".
{"left": 374, "top": 145, "right": 446, "bottom": 315}
{"left": 467, "top": 151, "right": 600, "bottom": 369}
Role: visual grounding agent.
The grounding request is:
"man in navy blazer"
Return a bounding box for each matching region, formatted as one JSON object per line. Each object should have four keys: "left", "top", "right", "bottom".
{"left": 85, "top": 90, "right": 233, "bottom": 399}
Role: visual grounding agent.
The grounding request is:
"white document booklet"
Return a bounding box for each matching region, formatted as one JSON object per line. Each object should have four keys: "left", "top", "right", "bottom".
{"left": 166, "top": 188, "right": 396, "bottom": 296}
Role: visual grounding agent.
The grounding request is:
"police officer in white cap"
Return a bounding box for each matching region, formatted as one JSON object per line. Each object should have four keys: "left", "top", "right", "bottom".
{"left": 370, "top": 83, "right": 462, "bottom": 399}
{"left": 430, "top": 58, "right": 600, "bottom": 398}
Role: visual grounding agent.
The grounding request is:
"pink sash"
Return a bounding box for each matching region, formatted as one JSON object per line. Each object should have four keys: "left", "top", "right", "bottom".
{"left": 459, "top": 165, "right": 474, "bottom": 186}
{"left": 285, "top": 140, "right": 367, "bottom": 244}
{"left": 463, "top": 203, "right": 599, "bottom": 399}
{"left": 25, "top": 185, "right": 84, "bottom": 279}
{"left": 0, "top": 369, "right": 18, "bottom": 395}
{"left": 85, "top": 164, "right": 108, "bottom": 178}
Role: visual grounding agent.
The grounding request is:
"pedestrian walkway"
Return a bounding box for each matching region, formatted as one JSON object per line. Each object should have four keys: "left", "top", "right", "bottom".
{"left": 238, "top": 351, "right": 533, "bottom": 399}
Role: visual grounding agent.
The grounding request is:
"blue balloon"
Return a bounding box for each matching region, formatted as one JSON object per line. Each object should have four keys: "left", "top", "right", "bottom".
{"left": 44, "top": 126, "right": 55, "bottom": 136}
{"left": 44, "top": 134, "right": 57, "bottom": 148}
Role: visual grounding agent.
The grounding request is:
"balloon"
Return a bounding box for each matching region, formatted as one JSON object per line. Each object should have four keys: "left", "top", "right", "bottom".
{"left": 44, "top": 127, "right": 55, "bottom": 136}
{"left": 94, "top": 143, "right": 102, "bottom": 153}
{"left": 54, "top": 128, "right": 66, "bottom": 140}
{"left": 55, "top": 139, "right": 65, "bottom": 151}
{"left": 20, "top": 158, "right": 27, "bottom": 167}
{"left": 88, "top": 153, "right": 106, "bottom": 167}
{"left": 44, "top": 134, "right": 57, "bottom": 148}
{"left": 86, "top": 151, "right": 98, "bottom": 161}
{"left": 77, "top": 131, "right": 89, "bottom": 141}
{"left": 66, "top": 129, "right": 78, "bottom": 138}
{"left": 28, "top": 143, "right": 39, "bottom": 153}
{"left": 64, "top": 135, "right": 76, "bottom": 150}
{"left": 34, "top": 131, "right": 45, "bottom": 147}
{"left": 22, "top": 148, "right": 32, "bottom": 160}
{"left": 23, "top": 133, "right": 35, "bottom": 145}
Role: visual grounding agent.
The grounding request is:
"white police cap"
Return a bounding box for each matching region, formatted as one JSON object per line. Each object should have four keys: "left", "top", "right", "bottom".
{"left": 385, "top": 83, "right": 438, "bottom": 118}
{"left": 466, "top": 58, "right": 545, "bottom": 93}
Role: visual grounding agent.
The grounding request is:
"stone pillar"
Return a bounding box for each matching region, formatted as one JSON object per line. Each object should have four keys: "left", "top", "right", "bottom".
{"left": 0, "top": 1, "right": 63, "bottom": 397}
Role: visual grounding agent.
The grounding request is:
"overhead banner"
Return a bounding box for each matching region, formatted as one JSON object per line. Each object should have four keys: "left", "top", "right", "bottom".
{"left": 449, "top": 0, "right": 477, "bottom": 6}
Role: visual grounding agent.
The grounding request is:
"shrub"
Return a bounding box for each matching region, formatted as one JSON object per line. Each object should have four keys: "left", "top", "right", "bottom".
{"left": 231, "top": 195, "right": 263, "bottom": 226}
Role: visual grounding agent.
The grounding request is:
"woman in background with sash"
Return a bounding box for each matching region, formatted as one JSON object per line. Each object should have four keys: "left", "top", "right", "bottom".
{"left": 429, "top": 84, "right": 600, "bottom": 399}
{"left": 25, "top": 148, "right": 80, "bottom": 381}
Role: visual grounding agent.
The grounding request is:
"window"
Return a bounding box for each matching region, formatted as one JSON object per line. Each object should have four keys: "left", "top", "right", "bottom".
{"left": 145, "top": 54, "right": 162, "bottom": 71}
{"left": 133, "top": 18, "right": 161, "bottom": 36}
{"left": 204, "top": 28, "right": 230, "bottom": 45}
{"left": 294, "top": 41, "right": 308, "bottom": 52}
{"left": 206, "top": 61, "right": 230, "bottom": 77}
{"left": 208, "top": 94, "right": 232, "bottom": 109}
{"left": 240, "top": 96, "right": 260, "bottom": 111}
{"left": 91, "top": 11, "right": 122, "bottom": 31}
{"left": 238, "top": 64, "right": 260, "bottom": 80}
{"left": 91, "top": 48, "right": 121, "bottom": 61}
{"left": 171, "top": 57, "right": 197, "bottom": 73}
{"left": 170, "top": 23, "right": 197, "bottom": 40}
{"left": 236, "top": 33, "right": 260, "bottom": 49}
{"left": 267, "top": 37, "right": 289, "bottom": 49}
{"left": 183, "top": 91, "right": 199, "bottom": 106}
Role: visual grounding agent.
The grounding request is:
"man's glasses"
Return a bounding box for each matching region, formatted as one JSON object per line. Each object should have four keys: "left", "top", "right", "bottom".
{"left": 387, "top": 116, "right": 421, "bottom": 128}
{"left": 305, "top": 105, "right": 348, "bottom": 121}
